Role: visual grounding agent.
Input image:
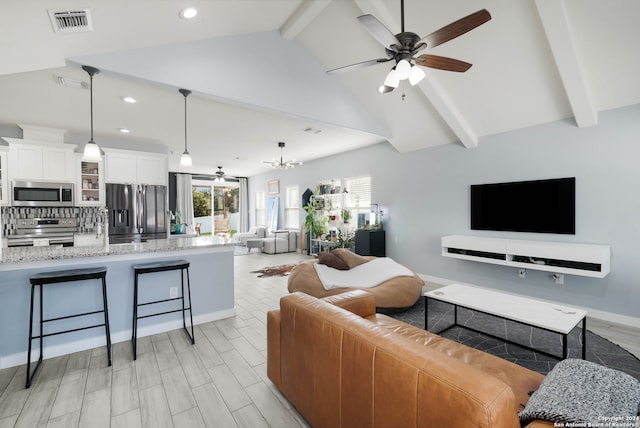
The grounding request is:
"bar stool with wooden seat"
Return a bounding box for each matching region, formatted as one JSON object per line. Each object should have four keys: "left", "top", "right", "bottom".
{"left": 131, "top": 259, "right": 194, "bottom": 360}
{"left": 26, "top": 267, "right": 112, "bottom": 388}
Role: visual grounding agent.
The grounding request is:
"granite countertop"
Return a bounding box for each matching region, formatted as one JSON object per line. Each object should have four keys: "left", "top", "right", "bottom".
{"left": 0, "top": 236, "right": 237, "bottom": 264}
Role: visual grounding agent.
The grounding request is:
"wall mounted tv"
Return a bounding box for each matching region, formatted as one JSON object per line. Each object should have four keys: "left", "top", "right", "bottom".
{"left": 470, "top": 177, "right": 575, "bottom": 234}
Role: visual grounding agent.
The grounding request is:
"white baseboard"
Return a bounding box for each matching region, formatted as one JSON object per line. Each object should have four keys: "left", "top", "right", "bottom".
{"left": 418, "top": 273, "right": 640, "bottom": 329}
{"left": 0, "top": 307, "right": 236, "bottom": 370}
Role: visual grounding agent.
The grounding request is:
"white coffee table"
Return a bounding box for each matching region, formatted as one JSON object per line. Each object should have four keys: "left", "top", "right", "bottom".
{"left": 424, "top": 283, "right": 587, "bottom": 359}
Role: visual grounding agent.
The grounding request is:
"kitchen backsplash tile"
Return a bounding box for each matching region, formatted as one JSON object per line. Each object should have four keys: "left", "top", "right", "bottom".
{"left": 1, "top": 206, "right": 102, "bottom": 236}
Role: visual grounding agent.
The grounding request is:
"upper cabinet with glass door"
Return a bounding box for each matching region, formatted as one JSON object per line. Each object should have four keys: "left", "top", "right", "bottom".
{"left": 76, "top": 154, "right": 104, "bottom": 206}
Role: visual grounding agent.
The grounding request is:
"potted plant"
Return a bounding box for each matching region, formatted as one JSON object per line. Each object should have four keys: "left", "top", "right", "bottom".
{"left": 341, "top": 209, "right": 351, "bottom": 224}
{"left": 336, "top": 229, "right": 355, "bottom": 250}
{"left": 304, "top": 204, "right": 328, "bottom": 239}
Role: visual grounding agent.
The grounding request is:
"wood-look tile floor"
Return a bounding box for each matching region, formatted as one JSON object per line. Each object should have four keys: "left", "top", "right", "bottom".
{"left": 0, "top": 251, "right": 310, "bottom": 428}
{"left": 1, "top": 252, "right": 638, "bottom": 427}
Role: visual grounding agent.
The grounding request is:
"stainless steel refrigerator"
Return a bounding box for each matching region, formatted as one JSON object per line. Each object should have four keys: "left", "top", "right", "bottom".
{"left": 106, "top": 183, "right": 168, "bottom": 244}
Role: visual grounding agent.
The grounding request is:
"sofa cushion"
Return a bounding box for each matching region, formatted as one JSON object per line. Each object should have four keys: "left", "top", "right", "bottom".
{"left": 371, "top": 313, "right": 545, "bottom": 413}
{"left": 519, "top": 358, "right": 640, "bottom": 426}
{"left": 318, "top": 251, "right": 349, "bottom": 270}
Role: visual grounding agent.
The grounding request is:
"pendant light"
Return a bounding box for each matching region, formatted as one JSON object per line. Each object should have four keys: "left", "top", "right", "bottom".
{"left": 82, "top": 65, "right": 101, "bottom": 160}
{"left": 179, "top": 88, "right": 192, "bottom": 167}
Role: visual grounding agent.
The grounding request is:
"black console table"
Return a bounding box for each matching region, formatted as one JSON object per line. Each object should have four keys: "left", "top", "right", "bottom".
{"left": 355, "top": 230, "right": 385, "bottom": 257}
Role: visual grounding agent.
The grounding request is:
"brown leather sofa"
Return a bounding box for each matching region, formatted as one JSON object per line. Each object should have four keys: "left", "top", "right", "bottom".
{"left": 267, "top": 290, "right": 552, "bottom": 428}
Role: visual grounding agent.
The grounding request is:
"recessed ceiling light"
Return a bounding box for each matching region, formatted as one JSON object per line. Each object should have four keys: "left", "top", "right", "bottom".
{"left": 121, "top": 96, "right": 136, "bottom": 103}
{"left": 179, "top": 7, "right": 198, "bottom": 19}
{"left": 118, "top": 128, "right": 130, "bottom": 133}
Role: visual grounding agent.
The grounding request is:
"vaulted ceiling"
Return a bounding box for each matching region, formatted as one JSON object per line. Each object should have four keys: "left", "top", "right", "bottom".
{"left": 0, "top": 0, "right": 638, "bottom": 177}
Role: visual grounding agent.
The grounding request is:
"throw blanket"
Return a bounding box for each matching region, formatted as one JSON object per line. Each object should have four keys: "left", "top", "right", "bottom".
{"left": 314, "top": 257, "right": 414, "bottom": 290}
{"left": 519, "top": 358, "right": 640, "bottom": 426}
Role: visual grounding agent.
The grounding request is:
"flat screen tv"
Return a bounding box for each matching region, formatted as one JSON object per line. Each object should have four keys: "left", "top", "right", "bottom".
{"left": 470, "top": 177, "right": 575, "bottom": 234}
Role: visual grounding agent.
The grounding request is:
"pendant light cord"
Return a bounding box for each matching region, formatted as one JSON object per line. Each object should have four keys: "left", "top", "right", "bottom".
{"left": 89, "top": 73, "right": 94, "bottom": 142}
{"left": 184, "top": 93, "right": 188, "bottom": 153}
{"left": 179, "top": 89, "right": 191, "bottom": 154}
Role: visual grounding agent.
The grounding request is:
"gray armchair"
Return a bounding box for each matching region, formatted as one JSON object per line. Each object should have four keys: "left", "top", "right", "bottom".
{"left": 234, "top": 226, "right": 266, "bottom": 245}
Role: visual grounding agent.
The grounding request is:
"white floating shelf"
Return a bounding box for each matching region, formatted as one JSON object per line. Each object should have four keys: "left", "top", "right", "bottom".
{"left": 441, "top": 235, "right": 610, "bottom": 278}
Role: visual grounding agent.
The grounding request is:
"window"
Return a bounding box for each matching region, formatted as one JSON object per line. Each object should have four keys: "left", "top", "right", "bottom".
{"left": 255, "top": 191, "right": 266, "bottom": 227}
{"left": 191, "top": 180, "right": 239, "bottom": 235}
{"left": 285, "top": 185, "right": 299, "bottom": 229}
{"left": 344, "top": 176, "right": 371, "bottom": 228}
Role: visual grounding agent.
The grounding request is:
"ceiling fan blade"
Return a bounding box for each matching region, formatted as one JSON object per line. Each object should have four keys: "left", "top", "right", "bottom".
{"left": 357, "top": 14, "right": 401, "bottom": 49}
{"left": 419, "top": 9, "right": 491, "bottom": 49}
{"left": 327, "top": 57, "right": 392, "bottom": 75}
{"left": 415, "top": 54, "right": 472, "bottom": 72}
{"left": 378, "top": 85, "right": 395, "bottom": 94}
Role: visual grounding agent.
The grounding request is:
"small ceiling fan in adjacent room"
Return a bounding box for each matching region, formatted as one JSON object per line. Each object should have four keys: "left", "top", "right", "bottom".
{"left": 213, "top": 166, "right": 232, "bottom": 182}
{"left": 327, "top": 0, "right": 491, "bottom": 94}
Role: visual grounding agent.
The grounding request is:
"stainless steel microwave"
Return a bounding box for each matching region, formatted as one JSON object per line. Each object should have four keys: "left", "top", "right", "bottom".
{"left": 12, "top": 181, "right": 74, "bottom": 207}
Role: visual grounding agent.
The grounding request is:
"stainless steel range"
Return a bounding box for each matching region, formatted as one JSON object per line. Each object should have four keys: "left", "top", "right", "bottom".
{"left": 6, "top": 217, "right": 78, "bottom": 247}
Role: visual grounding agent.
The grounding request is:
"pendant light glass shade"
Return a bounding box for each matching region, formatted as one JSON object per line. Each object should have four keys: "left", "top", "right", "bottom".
{"left": 82, "top": 65, "right": 101, "bottom": 160}
{"left": 179, "top": 88, "right": 193, "bottom": 167}
{"left": 180, "top": 151, "right": 192, "bottom": 166}
{"left": 84, "top": 140, "right": 101, "bottom": 159}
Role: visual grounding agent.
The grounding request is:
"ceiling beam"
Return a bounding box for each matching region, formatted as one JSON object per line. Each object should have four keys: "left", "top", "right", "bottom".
{"left": 534, "top": 0, "right": 598, "bottom": 127}
{"left": 418, "top": 71, "right": 478, "bottom": 148}
{"left": 280, "top": 0, "right": 331, "bottom": 40}
{"left": 354, "top": 0, "right": 478, "bottom": 148}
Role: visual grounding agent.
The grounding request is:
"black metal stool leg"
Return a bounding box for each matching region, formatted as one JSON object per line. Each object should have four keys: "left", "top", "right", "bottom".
{"left": 185, "top": 267, "right": 195, "bottom": 344}
{"left": 132, "top": 272, "right": 139, "bottom": 360}
{"left": 101, "top": 275, "right": 112, "bottom": 366}
{"left": 26, "top": 284, "right": 37, "bottom": 388}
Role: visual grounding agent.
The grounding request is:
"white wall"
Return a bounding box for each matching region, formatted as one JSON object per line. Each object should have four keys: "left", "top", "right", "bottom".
{"left": 248, "top": 104, "right": 640, "bottom": 320}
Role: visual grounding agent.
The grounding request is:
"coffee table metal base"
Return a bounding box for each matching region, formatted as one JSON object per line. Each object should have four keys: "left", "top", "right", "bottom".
{"left": 425, "top": 295, "right": 586, "bottom": 360}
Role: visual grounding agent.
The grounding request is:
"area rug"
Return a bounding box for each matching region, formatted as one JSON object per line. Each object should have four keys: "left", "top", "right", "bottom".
{"left": 391, "top": 298, "right": 640, "bottom": 380}
{"left": 251, "top": 264, "right": 298, "bottom": 278}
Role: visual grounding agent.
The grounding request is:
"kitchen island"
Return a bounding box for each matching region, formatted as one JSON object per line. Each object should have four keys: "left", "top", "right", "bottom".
{"left": 0, "top": 236, "right": 236, "bottom": 369}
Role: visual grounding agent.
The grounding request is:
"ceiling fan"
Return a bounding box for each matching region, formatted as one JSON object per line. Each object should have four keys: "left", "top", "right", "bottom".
{"left": 327, "top": 0, "right": 491, "bottom": 94}
{"left": 214, "top": 166, "right": 230, "bottom": 182}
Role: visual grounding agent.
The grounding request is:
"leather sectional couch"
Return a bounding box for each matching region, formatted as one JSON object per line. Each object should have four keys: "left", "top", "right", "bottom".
{"left": 267, "top": 289, "right": 552, "bottom": 428}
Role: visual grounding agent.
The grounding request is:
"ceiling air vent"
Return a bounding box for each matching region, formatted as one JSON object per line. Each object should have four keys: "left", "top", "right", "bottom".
{"left": 55, "top": 75, "right": 89, "bottom": 90}
{"left": 48, "top": 9, "right": 93, "bottom": 34}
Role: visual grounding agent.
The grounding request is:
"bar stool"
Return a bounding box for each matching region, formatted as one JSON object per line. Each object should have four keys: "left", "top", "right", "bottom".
{"left": 131, "top": 260, "right": 194, "bottom": 360}
{"left": 27, "top": 267, "right": 111, "bottom": 388}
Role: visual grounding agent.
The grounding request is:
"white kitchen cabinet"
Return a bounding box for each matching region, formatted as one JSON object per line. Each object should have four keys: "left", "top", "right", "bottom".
{"left": 5, "top": 139, "right": 76, "bottom": 182}
{"left": 43, "top": 147, "right": 74, "bottom": 181}
{"left": 104, "top": 149, "right": 167, "bottom": 185}
{"left": 105, "top": 151, "right": 137, "bottom": 183}
{"left": 76, "top": 155, "right": 104, "bottom": 206}
{"left": 0, "top": 148, "right": 8, "bottom": 205}
{"left": 135, "top": 153, "right": 167, "bottom": 185}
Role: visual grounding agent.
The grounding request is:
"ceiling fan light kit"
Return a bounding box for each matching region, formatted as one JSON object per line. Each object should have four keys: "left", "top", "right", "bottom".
{"left": 82, "top": 65, "right": 101, "bottom": 160}
{"left": 179, "top": 88, "right": 193, "bottom": 167}
{"left": 214, "top": 166, "right": 226, "bottom": 182}
{"left": 328, "top": 1, "right": 491, "bottom": 96}
{"left": 408, "top": 65, "right": 425, "bottom": 85}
